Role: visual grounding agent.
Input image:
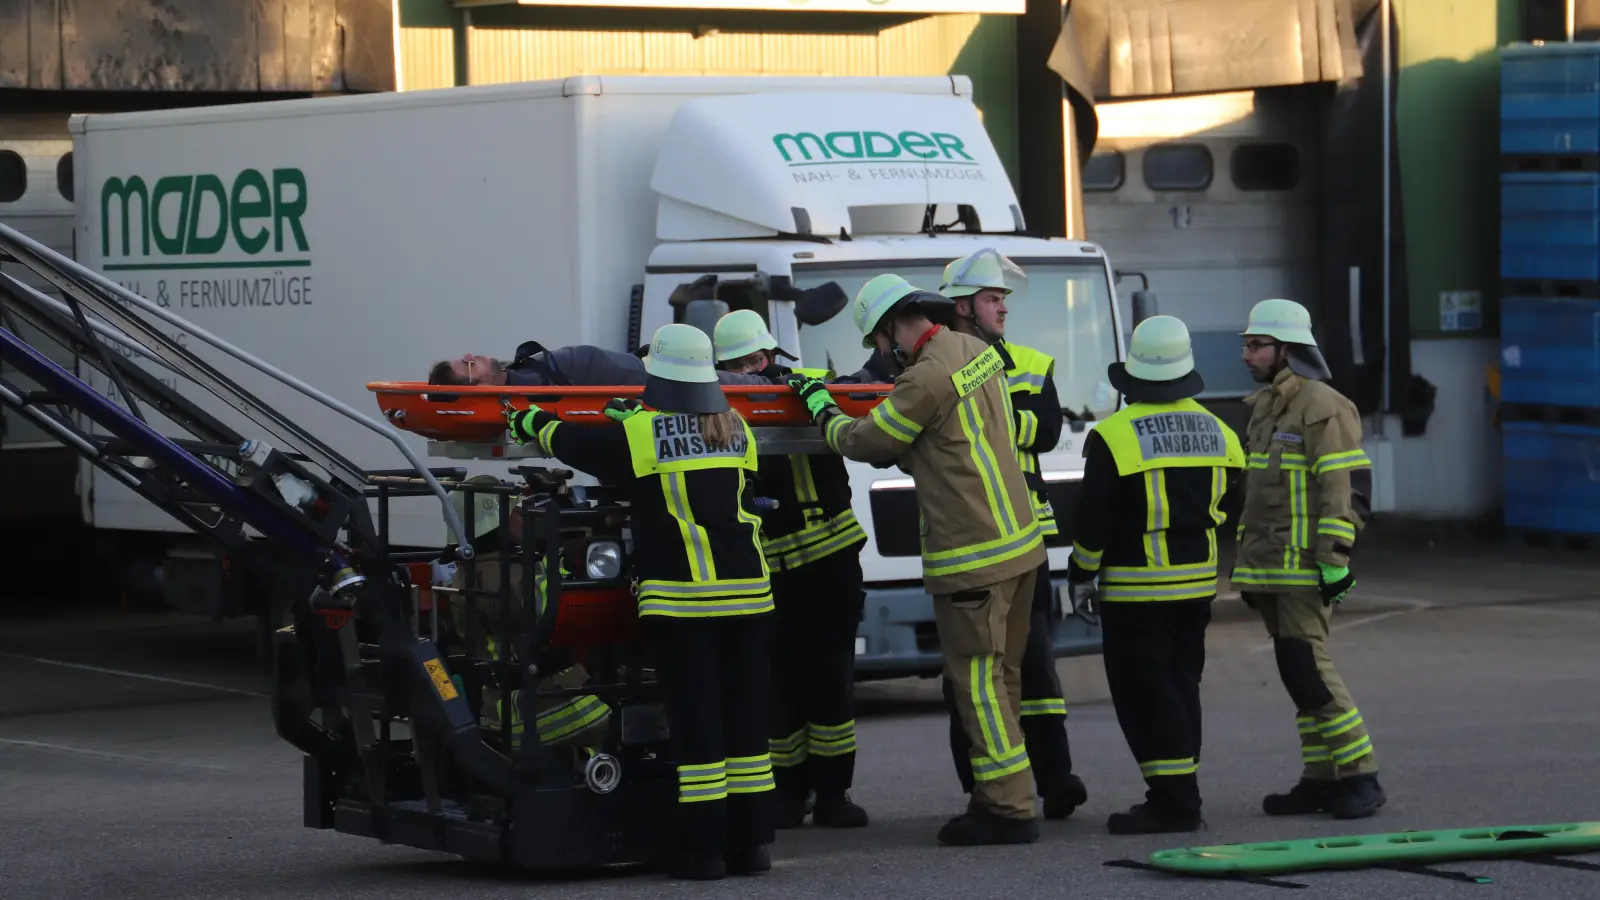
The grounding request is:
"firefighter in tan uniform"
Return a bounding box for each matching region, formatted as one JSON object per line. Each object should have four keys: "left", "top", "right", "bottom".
{"left": 1233, "top": 298, "right": 1387, "bottom": 820}
{"left": 787, "top": 274, "right": 1048, "bottom": 846}
{"left": 939, "top": 249, "right": 1085, "bottom": 820}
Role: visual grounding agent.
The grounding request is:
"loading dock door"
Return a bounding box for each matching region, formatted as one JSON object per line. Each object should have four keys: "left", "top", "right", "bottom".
{"left": 1082, "top": 85, "right": 1323, "bottom": 428}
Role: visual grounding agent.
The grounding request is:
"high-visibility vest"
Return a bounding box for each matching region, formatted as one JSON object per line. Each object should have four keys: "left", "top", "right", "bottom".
{"left": 620, "top": 410, "right": 773, "bottom": 618}
{"left": 1085, "top": 398, "right": 1245, "bottom": 602}
{"left": 1002, "top": 341, "right": 1059, "bottom": 539}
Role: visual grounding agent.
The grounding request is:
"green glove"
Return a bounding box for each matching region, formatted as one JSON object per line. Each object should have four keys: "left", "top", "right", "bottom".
{"left": 1317, "top": 562, "right": 1355, "bottom": 606}
{"left": 604, "top": 398, "right": 644, "bottom": 423}
{"left": 504, "top": 403, "right": 544, "bottom": 445}
{"left": 786, "top": 374, "right": 838, "bottom": 421}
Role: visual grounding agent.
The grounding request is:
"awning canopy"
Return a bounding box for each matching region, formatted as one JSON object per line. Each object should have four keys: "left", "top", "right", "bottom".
{"left": 1050, "top": 0, "right": 1372, "bottom": 101}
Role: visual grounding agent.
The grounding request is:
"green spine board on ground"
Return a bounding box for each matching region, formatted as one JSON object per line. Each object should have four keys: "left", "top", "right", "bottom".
{"left": 1148, "top": 822, "right": 1600, "bottom": 877}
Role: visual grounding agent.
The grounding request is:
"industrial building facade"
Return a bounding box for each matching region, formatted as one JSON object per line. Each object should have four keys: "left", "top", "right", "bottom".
{"left": 0, "top": 0, "right": 1561, "bottom": 521}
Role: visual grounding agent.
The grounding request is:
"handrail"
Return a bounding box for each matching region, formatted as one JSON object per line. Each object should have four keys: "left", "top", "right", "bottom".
{"left": 0, "top": 222, "right": 473, "bottom": 557}
{"left": 0, "top": 272, "right": 182, "bottom": 376}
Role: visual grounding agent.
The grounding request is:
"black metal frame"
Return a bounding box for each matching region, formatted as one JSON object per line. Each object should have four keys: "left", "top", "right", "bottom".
{"left": 1, "top": 225, "right": 678, "bottom": 872}
{"left": 284, "top": 466, "right": 677, "bottom": 870}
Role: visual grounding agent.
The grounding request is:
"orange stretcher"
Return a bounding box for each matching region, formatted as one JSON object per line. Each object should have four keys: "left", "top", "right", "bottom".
{"left": 367, "top": 382, "right": 894, "bottom": 443}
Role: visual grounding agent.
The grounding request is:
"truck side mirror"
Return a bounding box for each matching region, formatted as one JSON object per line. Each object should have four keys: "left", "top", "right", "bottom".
{"left": 783, "top": 281, "right": 849, "bottom": 327}
{"left": 682, "top": 298, "right": 728, "bottom": 339}
{"left": 1131, "top": 290, "right": 1159, "bottom": 326}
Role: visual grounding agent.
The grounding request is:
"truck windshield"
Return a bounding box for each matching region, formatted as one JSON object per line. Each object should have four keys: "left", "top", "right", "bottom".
{"left": 792, "top": 260, "right": 1121, "bottom": 419}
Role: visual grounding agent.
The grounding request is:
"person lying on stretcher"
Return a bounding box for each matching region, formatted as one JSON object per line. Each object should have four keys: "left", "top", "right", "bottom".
{"left": 425, "top": 275, "right": 888, "bottom": 388}
{"left": 428, "top": 339, "right": 894, "bottom": 389}
{"left": 428, "top": 341, "right": 777, "bottom": 388}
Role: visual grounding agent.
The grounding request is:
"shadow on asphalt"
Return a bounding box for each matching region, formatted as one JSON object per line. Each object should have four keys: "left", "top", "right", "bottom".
{"left": 343, "top": 858, "right": 662, "bottom": 885}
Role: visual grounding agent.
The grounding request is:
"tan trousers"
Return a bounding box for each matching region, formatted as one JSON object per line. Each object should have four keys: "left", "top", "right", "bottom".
{"left": 1250, "top": 589, "right": 1378, "bottom": 780}
{"left": 933, "top": 569, "right": 1037, "bottom": 821}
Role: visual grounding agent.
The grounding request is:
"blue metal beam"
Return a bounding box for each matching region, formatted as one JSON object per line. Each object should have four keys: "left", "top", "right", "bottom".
{"left": 0, "top": 325, "right": 323, "bottom": 557}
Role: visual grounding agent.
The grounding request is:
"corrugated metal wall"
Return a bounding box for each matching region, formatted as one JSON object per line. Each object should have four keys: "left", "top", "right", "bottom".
{"left": 394, "top": 2, "right": 1020, "bottom": 186}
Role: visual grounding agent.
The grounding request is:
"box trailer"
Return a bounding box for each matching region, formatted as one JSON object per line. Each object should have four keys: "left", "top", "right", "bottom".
{"left": 48, "top": 74, "right": 1124, "bottom": 675}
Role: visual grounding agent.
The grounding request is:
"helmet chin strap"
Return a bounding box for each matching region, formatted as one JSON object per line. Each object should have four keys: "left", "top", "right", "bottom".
{"left": 960, "top": 310, "right": 1002, "bottom": 345}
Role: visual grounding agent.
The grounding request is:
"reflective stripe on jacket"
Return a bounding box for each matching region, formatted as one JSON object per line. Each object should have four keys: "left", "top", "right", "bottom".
{"left": 1068, "top": 397, "right": 1244, "bottom": 602}
{"left": 1232, "top": 368, "right": 1370, "bottom": 589}
{"left": 821, "top": 327, "right": 1046, "bottom": 594}
{"left": 528, "top": 407, "right": 773, "bottom": 619}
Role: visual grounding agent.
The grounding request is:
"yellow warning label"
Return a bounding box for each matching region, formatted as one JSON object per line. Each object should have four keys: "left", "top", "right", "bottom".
{"left": 952, "top": 345, "right": 1005, "bottom": 397}
{"left": 423, "top": 658, "right": 459, "bottom": 701}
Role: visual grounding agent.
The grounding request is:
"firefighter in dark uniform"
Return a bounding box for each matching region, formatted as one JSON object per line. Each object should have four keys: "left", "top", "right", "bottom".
{"left": 1065, "top": 315, "right": 1244, "bottom": 835}
{"left": 711, "top": 310, "right": 871, "bottom": 829}
{"left": 938, "top": 249, "right": 1087, "bottom": 819}
{"left": 505, "top": 323, "right": 776, "bottom": 881}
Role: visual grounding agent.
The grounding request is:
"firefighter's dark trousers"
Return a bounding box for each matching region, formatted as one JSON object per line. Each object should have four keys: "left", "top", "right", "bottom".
{"left": 1245, "top": 589, "right": 1378, "bottom": 780}
{"left": 768, "top": 547, "right": 866, "bottom": 798}
{"left": 944, "top": 560, "right": 1073, "bottom": 796}
{"left": 651, "top": 613, "right": 777, "bottom": 864}
{"left": 1099, "top": 599, "right": 1211, "bottom": 814}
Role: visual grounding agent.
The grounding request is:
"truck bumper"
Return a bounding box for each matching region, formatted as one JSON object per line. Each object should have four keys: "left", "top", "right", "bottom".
{"left": 852, "top": 574, "right": 1103, "bottom": 682}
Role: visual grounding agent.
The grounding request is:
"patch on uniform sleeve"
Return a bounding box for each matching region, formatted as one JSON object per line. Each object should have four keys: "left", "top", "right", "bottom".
{"left": 952, "top": 345, "right": 1005, "bottom": 397}
{"left": 1272, "top": 431, "right": 1304, "bottom": 444}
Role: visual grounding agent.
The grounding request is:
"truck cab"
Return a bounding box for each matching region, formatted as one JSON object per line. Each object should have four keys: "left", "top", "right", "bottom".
{"left": 641, "top": 237, "right": 1122, "bottom": 677}
{"left": 629, "top": 89, "right": 1127, "bottom": 676}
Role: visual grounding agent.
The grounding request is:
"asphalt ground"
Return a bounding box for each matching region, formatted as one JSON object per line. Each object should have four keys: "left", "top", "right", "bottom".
{"left": 4, "top": 538, "right": 1600, "bottom": 899}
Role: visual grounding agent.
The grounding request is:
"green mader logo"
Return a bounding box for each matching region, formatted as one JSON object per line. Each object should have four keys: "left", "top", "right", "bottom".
{"left": 99, "top": 168, "right": 309, "bottom": 272}
{"left": 772, "top": 131, "right": 977, "bottom": 167}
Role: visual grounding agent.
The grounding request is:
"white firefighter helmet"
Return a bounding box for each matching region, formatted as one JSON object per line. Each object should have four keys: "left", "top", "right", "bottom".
{"left": 1242, "top": 298, "right": 1318, "bottom": 347}
{"left": 1107, "top": 314, "right": 1205, "bottom": 403}
{"left": 939, "top": 248, "right": 1028, "bottom": 299}
{"left": 1242, "top": 298, "right": 1332, "bottom": 380}
{"left": 1124, "top": 315, "right": 1196, "bottom": 383}
{"left": 642, "top": 323, "right": 728, "bottom": 413}
{"left": 712, "top": 309, "right": 795, "bottom": 363}
{"left": 851, "top": 274, "right": 954, "bottom": 348}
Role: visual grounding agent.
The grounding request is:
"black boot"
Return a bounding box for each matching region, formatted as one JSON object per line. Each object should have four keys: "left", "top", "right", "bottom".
{"left": 812, "top": 792, "right": 869, "bottom": 828}
{"left": 1106, "top": 803, "right": 1204, "bottom": 835}
{"left": 1329, "top": 774, "right": 1387, "bottom": 819}
{"left": 1040, "top": 773, "right": 1088, "bottom": 820}
{"left": 726, "top": 844, "right": 772, "bottom": 876}
{"left": 775, "top": 789, "right": 809, "bottom": 829}
{"left": 667, "top": 856, "right": 726, "bottom": 881}
{"left": 1262, "top": 778, "right": 1340, "bottom": 816}
{"left": 936, "top": 809, "right": 1040, "bottom": 846}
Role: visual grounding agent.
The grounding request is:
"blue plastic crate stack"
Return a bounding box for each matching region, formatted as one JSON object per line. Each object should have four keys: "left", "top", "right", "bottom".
{"left": 1500, "top": 42, "right": 1600, "bottom": 543}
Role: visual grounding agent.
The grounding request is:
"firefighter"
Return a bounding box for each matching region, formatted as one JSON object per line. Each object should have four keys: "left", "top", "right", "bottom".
{"left": 505, "top": 323, "right": 776, "bottom": 881}
{"left": 940, "top": 249, "right": 1087, "bottom": 820}
{"left": 787, "top": 274, "right": 1047, "bottom": 846}
{"left": 711, "top": 309, "right": 871, "bottom": 830}
{"left": 1064, "top": 315, "right": 1244, "bottom": 834}
{"left": 1233, "top": 298, "right": 1387, "bottom": 820}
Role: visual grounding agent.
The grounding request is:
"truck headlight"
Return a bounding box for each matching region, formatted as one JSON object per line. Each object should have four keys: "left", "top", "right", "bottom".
{"left": 585, "top": 541, "right": 623, "bottom": 580}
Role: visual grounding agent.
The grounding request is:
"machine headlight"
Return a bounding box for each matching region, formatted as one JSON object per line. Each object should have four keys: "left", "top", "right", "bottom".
{"left": 585, "top": 540, "right": 623, "bottom": 580}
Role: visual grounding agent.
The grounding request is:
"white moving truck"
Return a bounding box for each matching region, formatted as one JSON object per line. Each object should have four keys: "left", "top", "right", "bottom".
{"left": 54, "top": 74, "right": 1125, "bottom": 676}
